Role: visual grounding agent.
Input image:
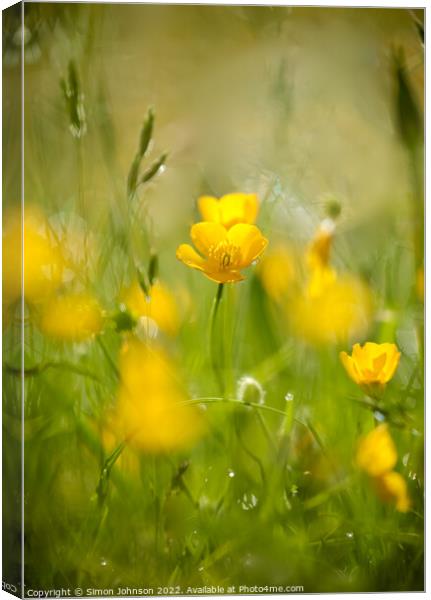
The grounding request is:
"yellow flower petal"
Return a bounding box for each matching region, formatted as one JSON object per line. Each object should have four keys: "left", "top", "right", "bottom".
{"left": 190, "top": 222, "right": 227, "bottom": 256}
{"left": 339, "top": 351, "right": 360, "bottom": 385}
{"left": 341, "top": 342, "right": 400, "bottom": 390}
{"left": 219, "top": 193, "right": 259, "bottom": 229}
{"left": 291, "top": 277, "right": 372, "bottom": 345}
{"left": 120, "top": 281, "right": 180, "bottom": 335}
{"left": 3, "top": 207, "right": 64, "bottom": 306}
{"left": 257, "top": 245, "right": 296, "bottom": 302}
{"left": 227, "top": 224, "right": 268, "bottom": 267}
{"left": 381, "top": 346, "right": 401, "bottom": 383}
{"left": 198, "top": 196, "right": 220, "bottom": 223}
{"left": 356, "top": 424, "right": 397, "bottom": 477}
{"left": 176, "top": 244, "right": 206, "bottom": 271}
{"left": 202, "top": 270, "right": 244, "bottom": 284}
{"left": 39, "top": 293, "right": 104, "bottom": 341}
{"left": 373, "top": 471, "right": 411, "bottom": 513}
{"left": 116, "top": 340, "right": 205, "bottom": 453}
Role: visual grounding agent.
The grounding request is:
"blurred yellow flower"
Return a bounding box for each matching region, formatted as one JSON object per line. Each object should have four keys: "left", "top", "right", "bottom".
{"left": 120, "top": 280, "right": 179, "bottom": 335}
{"left": 305, "top": 218, "right": 335, "bottom": 271}
{"left": 356, "top": 424, "right": 411, "bottom": 513}
{"left": 306, "top": 265, "right": 337, "bottom": 299}
{"left": 340, "top": 342, "right": 401, "bottom": 396}
{"left": 3, "top": 207, "right": 64, "bottom": 306}
{"left": 116, "top": 339, "right": 205, "bottom": 453}
{"left": 198, "top": 193, "right": 259, "bottom": 230}
{"left": 257, "top": 245, "right": 296, "bottom": 302}
{"left": 290, "top": 274, "right": 372, "bottom": 345}
{"left": 176, "top": 222, "right": 268, "bottom": 283}
{"left": 285, "top": 219, "right": 372, "bottom": 345}
{"left": 373, "top": 471, "right": 411, "bottom": 513}
{"left": 356, "top": 424, "right": 397, "bottom": 477}
{"left": 39, "top": 293, "right": 104, "bottom": 341}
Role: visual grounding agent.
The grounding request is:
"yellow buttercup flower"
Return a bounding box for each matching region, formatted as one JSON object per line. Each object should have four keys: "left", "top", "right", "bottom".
{"left": 305, "top": 218, "right": 335, "bottom": 271}
{"left": 290, "top": 274, "right": 372, "bottom": 345}
{"left": 340, "top": 342, "right": 401, "bottom": 396}
{"left": 116, "top": 339, "right": 204, "bottom": 453}
{"left": 356, "top": 424, "right": 397, "bottom": 477}
{"left": 257, "top": 244, "right": 296, "bottom": 302}
{"left": 356, "top": 424, "right": 411, "bottom": 513}
{"left": 120, "top": 280, "right": 179, "bottom": 335}
{"left": 39, "top": 293, "right": 104, "bottom": 341}
{"left": 373, "top": 471, "right": 411, "bottom": 513}
{"left": 286, "top": 220, "right": 372, "bottom": 345}
{"left": 198, "top": 193, "right": 259, "bottom": 230}
{"left": 3, "top": 206, "right": 64, "bottom": 306}
{"left": 176, "top": 222, "right": 268, "bottom": 283}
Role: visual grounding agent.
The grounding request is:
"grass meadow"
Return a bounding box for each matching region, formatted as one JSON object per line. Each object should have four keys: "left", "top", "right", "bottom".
{"left": 2, "top": 4, "right": 424, "bottom": 595}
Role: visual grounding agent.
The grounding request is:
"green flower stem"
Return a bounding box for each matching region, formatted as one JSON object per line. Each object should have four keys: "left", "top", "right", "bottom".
{"left": 254, "top": 406, "right": 277, "bottom": 454}
{"left": 184, "top": 396, "right": 286, "bottom": 416}
{"left": 95, "top": 440, "right": 127, "bottom": 506}
{"left": 5, "top": 360, "right": 101, "bottom": 382}
{"left": 96, "top": 336, "right": 121, "bottom": 381}
{"left": 208, "top": 283, "right": 225, "bottom": 394}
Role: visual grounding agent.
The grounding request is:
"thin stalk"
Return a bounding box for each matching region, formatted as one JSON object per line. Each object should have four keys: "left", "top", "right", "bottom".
{"left": 97, "top": 336, "right": 121, "bottom": 381}
{"left": 234, "top": 417, "right": 266, "bottom": 485}
{"left": 184, "top": 396, "right": 287, "bottom": 418}
{"left": 254, "top": 407, "right": 277, "bottom": 453}
{"left": 208, "top": 283, "right": 225, "bottom": 394}
{"left": 95, "top": 440, "right": 127, "bottom": 506}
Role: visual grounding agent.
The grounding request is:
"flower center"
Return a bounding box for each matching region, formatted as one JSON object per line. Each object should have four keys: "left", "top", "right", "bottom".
{"left": 208, "top": 241, "right": 241, "bottom": 271}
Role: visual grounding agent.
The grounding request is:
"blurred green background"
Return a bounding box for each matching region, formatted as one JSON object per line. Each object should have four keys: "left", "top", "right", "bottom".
{"left": 2, "top": 4, "right": 423, "bottom": 594}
